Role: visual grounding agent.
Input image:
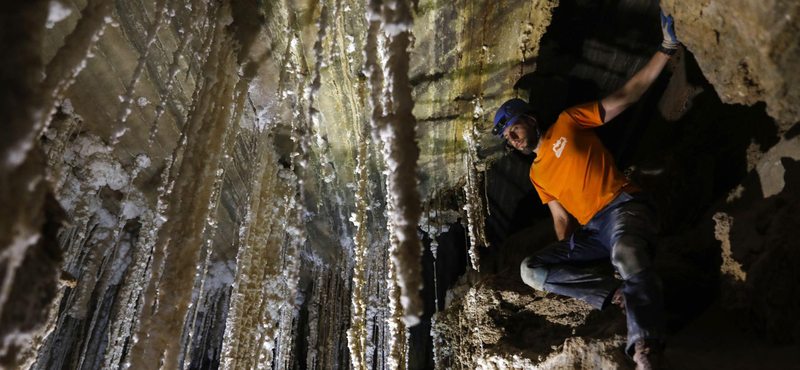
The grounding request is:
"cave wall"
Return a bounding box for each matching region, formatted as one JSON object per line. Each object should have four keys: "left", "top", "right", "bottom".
{"left": 1, "top": 0, "right": 799, "bottom": 369}
{"left": 662, "top": 0, "right": 800, "bottom": 130}
{"left": 0, "top": 0, "right": 560, "bottom": 368}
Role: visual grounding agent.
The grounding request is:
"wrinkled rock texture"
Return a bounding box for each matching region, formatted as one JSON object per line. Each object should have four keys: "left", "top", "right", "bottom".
{"left": 432, "top": 273, "right": 631, "bottom": 370}
{"left": 712, "top": 136, "right": 800, "bottom": 343}
{"left": 662, "top": 0, "right": 800, "bottom": 130}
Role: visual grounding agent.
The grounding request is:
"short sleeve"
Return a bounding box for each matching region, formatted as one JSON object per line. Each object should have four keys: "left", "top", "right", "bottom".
{"left": 563, "top": 101, "right": 604, "bottom": 129}
{"left": 530, "top": 175, "right": 556, "bottom": 204}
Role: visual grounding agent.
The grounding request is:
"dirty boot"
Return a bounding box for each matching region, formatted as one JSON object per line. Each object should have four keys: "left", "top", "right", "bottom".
{"left": 633, "top": 340, "right": 664, "bottom": 370}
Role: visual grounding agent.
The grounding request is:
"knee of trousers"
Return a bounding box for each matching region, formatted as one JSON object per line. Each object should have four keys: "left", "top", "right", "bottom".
{"left": 611, "top": 235, "right": 652, "bottom": 280}
{"left": 520, "top": 256, "right": 548, "bottom": 291}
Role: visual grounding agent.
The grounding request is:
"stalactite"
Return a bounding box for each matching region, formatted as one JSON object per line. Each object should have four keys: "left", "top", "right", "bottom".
{"left": 297, "top": 0, "right": 328, "bottom": 247}
{"left": 43, "top": 100, "right": 83, "bottom": 186}
{"left": 0, "top": 5, "right": 114, "bottom": 356}
{"left": 150, "top": 0, "right": 209, "bottom": 143}
{"left": 16, "top": 281, "right": 68, "bottom": 370}
{"left": 101, "top": 208, "right": 162, "bottom": 369}
{"left": 0, "top": 0, "right": 48, "bottom": 177}
{"left": 189, "top": 20, "right": 269, "bottom": 366}
{"left": 363, "top": 0, "right": 387, "bottom": 138}
{"left": 242, "top": 176, "right": 287, "bottom": 370}
{"left": 74, "top": 158, "right": 150, "bottom": 370}
{"left": 319, "top": 266, "right": 336, "bottom": 369}
{"left": 273, "top": 288, "right": 298, "bottom": 370}
{"left": 179, "top": 208, "right": 215, "bottom": 369}
{"left": 55, "top": 134, "right": 132, "bottom": 320}
{"left": 362, "top": 2, "right": 397, "bottom": 365}
{"left": 423, "top": 192, "right": 448, "bottom": 312}
{"left": 329, "top": 257, "right": 350, "bottom": 370}
{"left": 219, "top": 140, "right": 282, "bottom": 369}
{"left": 128, "top": 3, "right": 247, "bottom": 367}
{"left": 272, "top": 172, "right": 304, "bottom": 370}
{"left": 378, "top": 0, "right": 424, "bottom": 327}
{"left": 430, "top": 314, "right": 444, "bottom": 370}
{"left": 385, "top": 233, "right": 407, "bottom": 370}
{"left": 4, "top": 0, "right": 113, "bottom": 170}
{"left": 462, "top": 123, "right": 489, "bottom": 271}
{"left": 306, "top": 260, "right": 324, "bottom": 370}
{"left": 363, "top": 232, "right": 388, "bottom": 370}
{"left": 303, "top": 0, "right": 328, "bottom": 183}
{"left": 347, "top": 114, "right": 370, "bottom": 369}
{"left": 112, "top": 0, "right": 171, "bottom": 142}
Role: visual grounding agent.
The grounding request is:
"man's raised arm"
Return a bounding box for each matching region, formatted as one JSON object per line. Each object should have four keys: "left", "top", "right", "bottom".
{"left": 599, "top": 11, "right": 679, "bottom": 123}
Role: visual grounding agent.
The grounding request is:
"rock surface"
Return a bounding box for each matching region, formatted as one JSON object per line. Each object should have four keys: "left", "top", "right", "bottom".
{"left": 432, "top": 273, "right": 631, "bottom": 370}
{"left": 662, "top": 0, "right": 800, "bottom": 130}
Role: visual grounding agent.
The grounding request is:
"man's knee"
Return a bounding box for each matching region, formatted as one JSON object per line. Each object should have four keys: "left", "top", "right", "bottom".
{"left": 611, "top": 235, "right": 652, "bottom": 279}
{"left": 520, "top": 255, "right": 548, "bottom": 290}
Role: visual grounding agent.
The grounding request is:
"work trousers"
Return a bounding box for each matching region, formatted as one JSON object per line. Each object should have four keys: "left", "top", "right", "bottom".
{"left": 520, "top": 192, "right": 665, "bottom": 355}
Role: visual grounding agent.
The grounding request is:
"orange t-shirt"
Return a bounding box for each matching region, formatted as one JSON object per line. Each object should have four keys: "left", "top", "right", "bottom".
{"left": 529, "top": 101, "right": 638, "bottom": 225}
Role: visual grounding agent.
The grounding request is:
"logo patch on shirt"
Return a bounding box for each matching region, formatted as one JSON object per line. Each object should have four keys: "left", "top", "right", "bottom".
{"left": 553, "top": 137, "right": 567, "bottom": 158}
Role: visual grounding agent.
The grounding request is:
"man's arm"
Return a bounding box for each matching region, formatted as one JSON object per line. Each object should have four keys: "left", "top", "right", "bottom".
{"left": 599, "top": 11, "right": 679, "bottom": 123}
{"left": 599, "top": 51, "right": 670, "bottom": 123}
{"left": 547, "top": 200, "right": 576, "bottom": 241}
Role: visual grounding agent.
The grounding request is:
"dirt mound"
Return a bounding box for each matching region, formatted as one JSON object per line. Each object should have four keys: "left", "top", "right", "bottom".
{"left": 432, "top": 273, "right": 631, "bottom": 369}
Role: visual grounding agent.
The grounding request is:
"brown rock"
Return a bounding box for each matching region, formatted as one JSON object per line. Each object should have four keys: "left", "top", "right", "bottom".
{"left": 662, "top": 0, "right": 800, "bottom": 130}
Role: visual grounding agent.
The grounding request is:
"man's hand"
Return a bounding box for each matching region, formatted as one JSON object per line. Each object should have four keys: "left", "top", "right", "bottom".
{"left": 660, "top": 11, "right": 679, "bottom": 51}
{"left": 547, "top": 200, "right": 576, "bottom": 241}
{"left": 598, "top": 10, "right": 677, "bottom": 123}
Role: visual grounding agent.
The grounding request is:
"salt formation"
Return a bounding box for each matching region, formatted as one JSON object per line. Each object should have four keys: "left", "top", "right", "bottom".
{"left": 4, "top": 0, "right": 113, "bottom": 169}
{"left": 151, "top": 0, "right": 217, "bottom": 142}
{"left": 378, "top": 0, "right": 425, "bottom": 327}
{"left": 127, "top": 2, "right": 261, "bottom": 368}
{"left": 347, "top": 123, "right": 371, "bottom": 369}
{"left": 462, "top": 124, "right": 490, "bottom": 271}
{"left": 220, "top": 136, "right": 298, "bottom": 370}
{"left": 3, "top": 0, "right": 551, "bottom": 369}
{"left": 0, "top": 0, "right": 115, "bottom": 364}
{"left": 359, "top": 1, "right": 423, "bottom": 369}
{"left": 112, "top": 0, "right": 170, "bottom": 141}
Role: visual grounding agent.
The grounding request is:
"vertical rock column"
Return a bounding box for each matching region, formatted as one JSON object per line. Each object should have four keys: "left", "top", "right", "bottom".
{"left": 378, "top": 0, "right": 424, "bottom": 328}
{"left": 0, "top": 0, "right": 112, "bottom": 366}
{"left": 219, "top": 133, "right": 297, "bottom": 370}
{"left": 127, "top": 2, "right": 257, "bottom": 368}
{"left": 347, "top": 120, "right": 371, "bottom": 369}
{"left": 462, "top": 125, "right": 489, "bottom": 271}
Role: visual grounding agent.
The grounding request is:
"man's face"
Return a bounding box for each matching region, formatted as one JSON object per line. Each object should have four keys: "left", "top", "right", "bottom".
{"left": 502, "top": 116, "right": 536, "bottom": 154}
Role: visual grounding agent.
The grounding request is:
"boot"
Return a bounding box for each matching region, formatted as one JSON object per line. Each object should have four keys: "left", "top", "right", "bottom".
{"left": 633, "top": 340, "right": 664, "bottom": 370}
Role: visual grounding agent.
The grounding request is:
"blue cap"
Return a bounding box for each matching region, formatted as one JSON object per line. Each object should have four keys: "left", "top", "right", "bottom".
{"left": 493, "top": 98, "right": 532, "bottom": 136}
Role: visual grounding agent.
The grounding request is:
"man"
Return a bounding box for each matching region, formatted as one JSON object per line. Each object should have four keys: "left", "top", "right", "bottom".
{"left": 493, "top": 11, "right": 680, "bottom": 370}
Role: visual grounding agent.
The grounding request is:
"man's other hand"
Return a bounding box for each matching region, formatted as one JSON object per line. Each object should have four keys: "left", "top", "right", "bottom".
{"left": 661, "top": 10, "right": 679, "bottom": 50}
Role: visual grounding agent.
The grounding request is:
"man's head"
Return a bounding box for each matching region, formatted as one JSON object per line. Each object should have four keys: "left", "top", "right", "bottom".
{"left": 493, "top": 98, "right": 540, "bottom": 154}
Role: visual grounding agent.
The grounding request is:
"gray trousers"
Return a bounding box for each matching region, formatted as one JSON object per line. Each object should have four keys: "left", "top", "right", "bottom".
{"left": 520, "top": 192, "right": 665, "bottom": 354}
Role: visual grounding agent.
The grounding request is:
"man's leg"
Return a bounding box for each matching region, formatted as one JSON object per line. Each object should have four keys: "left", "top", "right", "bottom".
{"left": 608, "top": 198, "right": 665, "bottom": 356}
{"left": 520, "top": 232, "right": 621, "bottom": 309}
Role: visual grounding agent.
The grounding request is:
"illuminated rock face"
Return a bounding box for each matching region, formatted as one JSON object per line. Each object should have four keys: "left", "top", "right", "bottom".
{"left": 1, "top": 0, "right": 799, "bottom": 369}
{"left": 0, "top": 0, "right": 553, "bottom": 368}
{"left": 662, "top": 0, "right": 800, "bottom": 130}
